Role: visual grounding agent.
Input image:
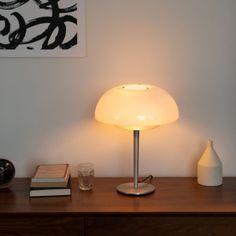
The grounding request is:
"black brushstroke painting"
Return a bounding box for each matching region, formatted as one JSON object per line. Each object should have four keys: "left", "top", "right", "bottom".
{"left": 0, "top": 0, "right": 78, "bottom": 50}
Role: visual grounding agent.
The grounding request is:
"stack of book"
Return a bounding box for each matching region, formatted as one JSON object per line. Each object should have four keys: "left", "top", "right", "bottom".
{"left": 30, "top": 164, "right": 71, "bottom": 197}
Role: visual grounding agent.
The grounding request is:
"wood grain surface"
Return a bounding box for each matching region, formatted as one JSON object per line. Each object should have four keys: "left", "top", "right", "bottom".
{"left": 0, "top": 216, "right": 84, "bottom": 236}
{"left": 1, "top": 177, "right": 236, "bottom": 236}
{"left": 86, "top": 216, "right": 236, "bottom": 236}
{"left": 1, "top": 177, "right": 236, "bottom": 214}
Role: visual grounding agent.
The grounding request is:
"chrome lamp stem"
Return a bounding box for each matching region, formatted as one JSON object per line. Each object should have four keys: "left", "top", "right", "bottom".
{"left": 133, "top": 130, "right": 139, "bottom": 189}
{"left": 116, "top": 130, "right": 155, "bottom": 196}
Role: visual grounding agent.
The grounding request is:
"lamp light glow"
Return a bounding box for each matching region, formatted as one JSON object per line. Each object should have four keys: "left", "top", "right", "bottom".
{"left": 95, "top": 84, "right": 179, "bottom": 130}
{"left": 95, "top": 83, "right": 179, "bottom": 196}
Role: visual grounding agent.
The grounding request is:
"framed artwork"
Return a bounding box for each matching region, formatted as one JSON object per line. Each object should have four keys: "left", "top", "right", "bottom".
{"left": 0, "top": 0, "right": 85, "bottom": 57}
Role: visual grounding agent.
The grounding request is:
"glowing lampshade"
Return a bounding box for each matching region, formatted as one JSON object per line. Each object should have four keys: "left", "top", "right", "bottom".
{"left": 95, "top": 84, "right": 179, "bottom": 130}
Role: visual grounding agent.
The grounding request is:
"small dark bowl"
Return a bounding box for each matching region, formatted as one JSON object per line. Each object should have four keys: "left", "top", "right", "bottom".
{"left": 0, "top": 159, "right": 15, "bottom": 189}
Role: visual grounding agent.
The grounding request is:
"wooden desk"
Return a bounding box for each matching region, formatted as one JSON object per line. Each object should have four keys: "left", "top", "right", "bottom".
{"left": 0, "top": 178, "right": 236, "bottom": 236}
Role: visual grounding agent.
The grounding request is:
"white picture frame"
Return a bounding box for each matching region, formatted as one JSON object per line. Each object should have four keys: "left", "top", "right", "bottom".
{"left": 0, "top": 0, "right": 86, "bottom": 57}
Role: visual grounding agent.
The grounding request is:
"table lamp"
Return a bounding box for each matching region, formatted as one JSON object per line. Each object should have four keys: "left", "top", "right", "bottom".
{"left": 95, "top": 84, "right": 179, "bottom": 196}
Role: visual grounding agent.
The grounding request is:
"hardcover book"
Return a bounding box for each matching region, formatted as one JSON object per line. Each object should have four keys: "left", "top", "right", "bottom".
{"left": 31, "top": 164, "right": 70, "bottom": 188}
{"left": 30, "top": 177, "right": 71, "bottom": 197}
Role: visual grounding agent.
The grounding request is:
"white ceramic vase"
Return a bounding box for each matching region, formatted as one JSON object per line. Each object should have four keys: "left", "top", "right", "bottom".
{"left": 197, "top": 140, "right": 223, "bottom": 186}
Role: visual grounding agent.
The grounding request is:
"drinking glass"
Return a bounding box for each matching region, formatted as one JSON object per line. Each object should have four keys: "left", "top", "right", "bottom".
{"left": 78, "top": 163, "right": 94, "bottom": 191}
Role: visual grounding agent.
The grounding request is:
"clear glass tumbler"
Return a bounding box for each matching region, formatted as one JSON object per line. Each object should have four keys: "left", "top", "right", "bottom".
{"left": 78, "top": 163, "right": 94, "bottom": 191}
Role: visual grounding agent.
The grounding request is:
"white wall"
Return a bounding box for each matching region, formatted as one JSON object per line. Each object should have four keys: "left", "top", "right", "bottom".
{"left": 0, "top": 0, "right": 235, "bottom": 177}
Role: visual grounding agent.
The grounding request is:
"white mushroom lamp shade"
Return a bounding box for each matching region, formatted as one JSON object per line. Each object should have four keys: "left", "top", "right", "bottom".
{"left": 95, "top": 84, "right": 179, "bottom": 130}
{"left": 95, "top": 84, "right": 179, "bottom": 196}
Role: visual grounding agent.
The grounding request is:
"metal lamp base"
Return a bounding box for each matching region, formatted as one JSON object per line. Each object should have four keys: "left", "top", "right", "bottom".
{"left": 116, "top": 182, "right": 155, "bottom": 196}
